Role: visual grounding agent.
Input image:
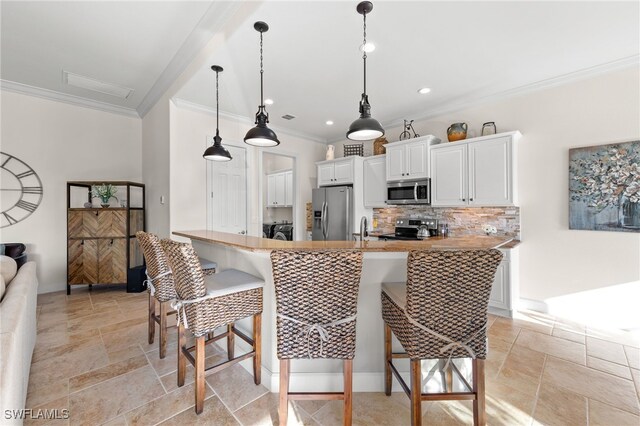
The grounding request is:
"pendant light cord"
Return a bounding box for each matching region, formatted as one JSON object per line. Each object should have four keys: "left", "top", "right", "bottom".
{"left": 215, "top": 69, "right": 220, "bottom": 136}
{"left": 362, "top": 12, "right": 367, "bottom": 95}
{"left": 260, "top": 30, "right": 264, "bottom": 107}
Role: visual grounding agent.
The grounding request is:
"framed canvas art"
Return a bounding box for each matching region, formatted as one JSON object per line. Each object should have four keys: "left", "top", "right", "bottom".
{"left": 569, "top": 140, "right": 640, "bottom": 232}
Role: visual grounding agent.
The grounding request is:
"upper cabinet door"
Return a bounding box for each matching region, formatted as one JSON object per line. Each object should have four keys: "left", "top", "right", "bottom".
{"left": 363, "top": 156, "right": 387, "bottom": 208}
{"left": 317, "top": 163, "right": 335, "bottom": 187}
{"left": 468, "top": 136, "right": 513, "bottom": 206}
{"left": 285, "top": 171, "right": 293, "bottom": 207}
{"left": 431, "top": 144, "right": 467, "bottom": 206}
{"left": 267, "top": 174, "right": 277, "bottom": 206}
{"left": 275, "top": 172, "right": 286, "bottom": 206}
{"left": 386, "top": 145, "right": 405, "bottom": 182}
{"left": 405, "top": 141, "right": 429, "bottom": 179}
{"left": 333, "top": 159, "right": 354, "bottom": 185}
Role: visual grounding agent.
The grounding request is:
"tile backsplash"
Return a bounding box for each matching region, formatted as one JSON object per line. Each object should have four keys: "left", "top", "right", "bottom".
{"left": 373, "top": 206, "right": 520, "bottom": 238}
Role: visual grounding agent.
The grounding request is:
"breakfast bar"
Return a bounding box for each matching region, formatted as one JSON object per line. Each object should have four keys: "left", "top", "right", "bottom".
{"left": 173, "top": 230, "right": 513, "bottom": 392}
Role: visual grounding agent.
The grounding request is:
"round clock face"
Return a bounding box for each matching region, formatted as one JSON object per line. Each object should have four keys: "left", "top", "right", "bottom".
{"left": 1, "top": 152, "right": 43, "bottom": 228}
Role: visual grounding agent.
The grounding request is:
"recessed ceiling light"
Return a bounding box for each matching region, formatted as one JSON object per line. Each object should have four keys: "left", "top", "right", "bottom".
{"left": 359, "top": 42, "right": 375, "bottom": 53}
{"left": 264, "top": 98, "right": 274, "bottom": 105}
{"left": 326, "top": 120, "right": 334, "bottom": 126}
{"left": 418, "top": 87, "right": 431, "bottom": 94}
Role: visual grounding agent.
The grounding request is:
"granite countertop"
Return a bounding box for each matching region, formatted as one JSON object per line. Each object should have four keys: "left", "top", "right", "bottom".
{"left": 174, "top": 230, "right": 513, "bottom": 252}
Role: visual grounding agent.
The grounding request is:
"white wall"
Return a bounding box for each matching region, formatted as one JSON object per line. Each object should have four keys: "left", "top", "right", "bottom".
{"left": 169, "top": 103, "right": 325, "bottom": 241}
{"left": 334, "top": 67, "right": 640, "bottom": 318}
{"left": 0, "top": 90, "right": 142, "bottom": 294}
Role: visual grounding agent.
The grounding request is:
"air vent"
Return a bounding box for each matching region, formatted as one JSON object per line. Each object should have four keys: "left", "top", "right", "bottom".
{"left": 281, "top": 114, "right": 296, "bottom": 120}
{"left": 63, "top": 70, "right": 134, "bottom": 99}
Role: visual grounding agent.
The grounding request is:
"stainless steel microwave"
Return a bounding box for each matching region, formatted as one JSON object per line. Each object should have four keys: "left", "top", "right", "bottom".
{"left": 386, "top": 179, "right": 431, "bottom": 205}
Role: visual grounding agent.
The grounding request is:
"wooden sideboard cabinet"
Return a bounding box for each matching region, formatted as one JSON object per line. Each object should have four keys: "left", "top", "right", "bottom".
{"left": 66, "top": 181, "right": 145, "bottom": 294}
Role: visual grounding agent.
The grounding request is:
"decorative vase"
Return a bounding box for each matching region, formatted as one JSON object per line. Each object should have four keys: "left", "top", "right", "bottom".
{"left": 100, "top": 203, "right": 109, "bottom": 208}
{"left": 481, "top": 122, "right": 496, "bottom": 136}
{"left": 373, "top": 136, "right": 388, "bottom": 155}
{"left": 619, "top": 196, "right": 640, "bottom": 229}
{"left": 447, "top": 122, "right": 468, "bottom": 142}
{"left": 326, "top": 145, "right": 335, "bottom": 161}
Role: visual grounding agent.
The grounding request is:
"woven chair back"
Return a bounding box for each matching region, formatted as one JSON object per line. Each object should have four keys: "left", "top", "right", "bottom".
{"left": 136, "top": 231, "right": 175, "bottom": 302}
{"left": 270, "top": 250, "right": 363, "bottom": 359}
{"left": 406, "top": 249, "right": 503, "bottom": 359}
{"left": 160, "top": 239, "right": 207, "bottom": 301}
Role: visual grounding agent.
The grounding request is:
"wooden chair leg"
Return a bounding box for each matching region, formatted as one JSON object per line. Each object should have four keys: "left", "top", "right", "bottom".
{"left": 279, "top": 359, "right": 290, "bottom": 426}
{"left": 253, "top": 313, "right": 262, "bottom": 385}
{"left": 159, "top": 300, "right": 168, "bottom": 359}
{"left": 472, "top": 359, "right": 486, "bottom": 426}
{"left": 384, "top": 323, "right": 392, "bottom": 396}
{"left": 177, "top": 323, "right": 186, "bottom": 387}
{"left": 410, "top": 359, "right": 422, "bottom": 426}
{"left": 148, "top": 293, "right": 155, "bottom": 344}
{"left": 195, "top": 336, "right": 205, "bottom": 414}
{"left": 227, "top": 323, "right": 235, "bottom": 360}
{"left": 445, "top": 363, "right": 453, "bottom": 393}
{"left": 344, "top": 359, "right": 353, "bottom": 426}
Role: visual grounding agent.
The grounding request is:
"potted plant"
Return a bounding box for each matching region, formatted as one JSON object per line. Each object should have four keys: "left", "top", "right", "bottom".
{"left": 92, "top": 184, "right": 118, "bottom": 208}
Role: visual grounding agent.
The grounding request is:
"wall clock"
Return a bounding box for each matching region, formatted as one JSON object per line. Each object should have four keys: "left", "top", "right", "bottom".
{"left": 1, "top": 152, "right": 43, "bottom": 228}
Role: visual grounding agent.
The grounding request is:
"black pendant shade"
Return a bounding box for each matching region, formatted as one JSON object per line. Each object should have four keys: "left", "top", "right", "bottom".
{"left": 203, "top": 65, "right": 232, "bottom": 161}
{"left": 347, "top": 1, "right": 384, "bottom": 141}
{"left": 244, "top": 21, "right": 280, "bottom": 147}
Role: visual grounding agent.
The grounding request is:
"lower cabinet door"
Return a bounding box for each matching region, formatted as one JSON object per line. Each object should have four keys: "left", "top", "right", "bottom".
{"left": 489, "top": 261, "right": 509, "bottom": 310}
{"left": 68, "top": 239, "right": 98, "bottom": 284}
{"left": 98, "top": 238, "right": 127, "bottom": 283}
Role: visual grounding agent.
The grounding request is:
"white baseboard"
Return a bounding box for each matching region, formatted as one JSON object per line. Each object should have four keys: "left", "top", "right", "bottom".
{"left": 518, "top": 298, "right": 549, "bottom": 314}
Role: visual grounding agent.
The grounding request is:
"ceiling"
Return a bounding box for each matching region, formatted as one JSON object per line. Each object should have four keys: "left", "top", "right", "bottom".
{"left": 1, "top": 1, "right": 638, "bottom": 140}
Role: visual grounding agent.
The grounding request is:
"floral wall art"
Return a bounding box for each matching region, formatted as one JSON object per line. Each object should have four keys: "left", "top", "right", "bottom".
{"left": 569, "top": 140, "right": 640, "bottom": 232}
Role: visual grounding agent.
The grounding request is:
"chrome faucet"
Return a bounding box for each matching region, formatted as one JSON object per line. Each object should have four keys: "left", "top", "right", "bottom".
{"left": 359, "top": 216, "right": 368, "bottom": 242}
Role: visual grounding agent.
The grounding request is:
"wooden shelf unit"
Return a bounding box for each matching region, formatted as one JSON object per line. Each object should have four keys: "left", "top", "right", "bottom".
{"left": 66, "top": 181, "right": 146, "bottom": 294}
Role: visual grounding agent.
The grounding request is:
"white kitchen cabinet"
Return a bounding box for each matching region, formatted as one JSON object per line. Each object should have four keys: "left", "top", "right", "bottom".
{"left": 363, "top": 155, "right": 387, "bottom": 208}
{"left": 317, "top": 157, "right": 356, "bottom": 187}
{"left": 385, "top": 135, "right": 440, "bottom": 182}
{"left": 266, "top": 170, "right": 292, "bottom": 207}
{"left": 488, "top": 247, "right": 519, "bottom": 318}
{"left": 431, "top": 131, "right": 519, "bottom": 207}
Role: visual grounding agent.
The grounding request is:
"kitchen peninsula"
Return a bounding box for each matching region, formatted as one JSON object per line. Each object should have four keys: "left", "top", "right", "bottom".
{"left": 173, "top": 230, "right": 515, "bottom": 393}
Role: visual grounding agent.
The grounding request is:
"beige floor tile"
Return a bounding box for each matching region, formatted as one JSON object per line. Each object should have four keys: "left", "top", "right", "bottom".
{"left": 502, "top": 311, "right": 554, "bottom": 335}
{"left": 159, "top": 394, "right": 240, "bottom": 425}
{"left": 552, "top": 327, "right": 586, "bottom": 344}
{"left": 515, "top": 329, "right": 586, "bottom": 365}
{"left": 531, "top": 382, "right": 587, "bottom": 426}
{"left": 34, "top": 324, "right": 100, "bottom": 352}
{"left": 488, "top": 319, "right": 522, "bottom": 345}
{"left": 125, "top": 382, "right": 214, "bottom": 426}
{"left": 586, "top": 327, "right": 640, "bottom": 349}
{"left": 101, "top": 322, "right": 149, "bottom": 353}
{"left": 68, "top": 353, "right": 149, "bottom": 392}
{"left": 68, "top": 365, "right": 165, "bottom": 425}
{"left": 66, "top": 309, "right": 128, "bottom": 334}
{"left": 158, "top": 351, "right": 227, "bottom": 392}
{"left": 624, "top": 345, "right": 640, "bottom": 370}
{"left": 587, "top": 355, "right": 632, "bottom": 379}
{"left": 485, "top": 377, "right": 536, "bottom": 425}
{"left": 295, "top": 400, "right": 329, "bottom": 417}
{"left": 32, "top": 332, "right": 102, "bottom": 364}
{"left": 496, "top": 343, "right": 546, "bottom": 396}
{"left": 23, "top": 395, "right": 69, "bottom": 426}
{"left": 313, "top": 392, "right": 411, "bottom": 426}
{"left": 586, "top": 336, "right": 629, "bottom": 365}
{"left": 589, "top": 399, "right": 640, "bottom": 426}
{"left": 422, "top": 401, "right": 471, "bottom": 425}
{"left": 206, "top": 363, "right": 269, "bottom": 412}
{"left": 543, "top": 356, "right": 639, "bottom": 415}
{"left": 233, "top": 392, "right": 319, "bottom": 426}
{"left": 30, "top": 338, "right": 110, "bottom": 383}
{"left": 26, "top": 377, "right": 69, "bottom": 408}
{"left": 631, "top": 368, "right": 640, "bottom": 398}
{"left": 106, "top": 343, "right": 146, "bottom": 364}
{"left": 102, "top": 415, "right": 127, "bottom": 426}
{"left": 99, "top": 317, "right": 149, "bottom": 335}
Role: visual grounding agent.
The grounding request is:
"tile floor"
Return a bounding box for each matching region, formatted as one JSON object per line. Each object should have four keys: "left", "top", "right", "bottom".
{"left": 26, "top": 287, "right": 640, "bottom": 425}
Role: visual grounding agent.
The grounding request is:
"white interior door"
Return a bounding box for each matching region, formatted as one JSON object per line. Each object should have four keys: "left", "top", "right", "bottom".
{"left": 208, "top": 145, "right": 247, "bottom": 234}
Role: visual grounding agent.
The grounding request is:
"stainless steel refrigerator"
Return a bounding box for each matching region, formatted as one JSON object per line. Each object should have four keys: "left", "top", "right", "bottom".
{"left": 312, "top": 186, "right": 353, "bottom": 241}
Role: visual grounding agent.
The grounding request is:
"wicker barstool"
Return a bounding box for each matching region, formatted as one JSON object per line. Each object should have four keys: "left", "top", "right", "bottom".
{"left": 270, "top": 250, "right": 363, "bottom": 426}
{"left": 136, "top": 232, "right": 217, "bottom": 359}
{"left": 161, "top": 238, "right": 263, "bottom": 414}
{"left": 381, "top": 249, "right": 503, "bottom": 426}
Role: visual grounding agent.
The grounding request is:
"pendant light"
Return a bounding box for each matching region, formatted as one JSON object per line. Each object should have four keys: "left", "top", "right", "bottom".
{"left": 347, "top": 1, "right": 384, "bottom": 141}
{"left": 203, "top": 65, "right": 232, "bottom": 161}
{"left": 244, "top": 21, "right": 280, "bottom": 147}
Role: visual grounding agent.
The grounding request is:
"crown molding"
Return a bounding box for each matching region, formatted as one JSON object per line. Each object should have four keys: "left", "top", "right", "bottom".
{"left": 172, "top": 98, "right": 328, "bottom": 145}
{"left": 1, "top": 79, "right": 140, "bottom": 118}
{"left": 137, "top": 2, "right": 242, "bottom": 118}
{"left": 381, "top": 54, "right": 640, "bottom": 133}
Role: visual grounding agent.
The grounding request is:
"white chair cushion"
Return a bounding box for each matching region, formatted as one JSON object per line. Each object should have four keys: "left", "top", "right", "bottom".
{"left": 204, "top": 269, "right": 263, "bottom": 298}
{"left": 381, "top": 282, "right": 407, "bottom": 308}
{"left": 0, "top": 256, "right": 17, "bottom": 285}
{"left": 199, "top": 257, "right": 218, "bottom": 270}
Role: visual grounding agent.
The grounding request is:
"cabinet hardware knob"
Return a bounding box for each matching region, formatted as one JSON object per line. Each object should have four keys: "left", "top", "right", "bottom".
{"left": 81, "top": 240, "right": 84, "bottom": 245}
{"left": 462, "top": 198, "right": 466, "bottom": 201}
{"left": 95, "top": 211, "right": 99, "bottom": 216}
{"left": 470, "top": 198, "right": 474, "bottom": 201}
